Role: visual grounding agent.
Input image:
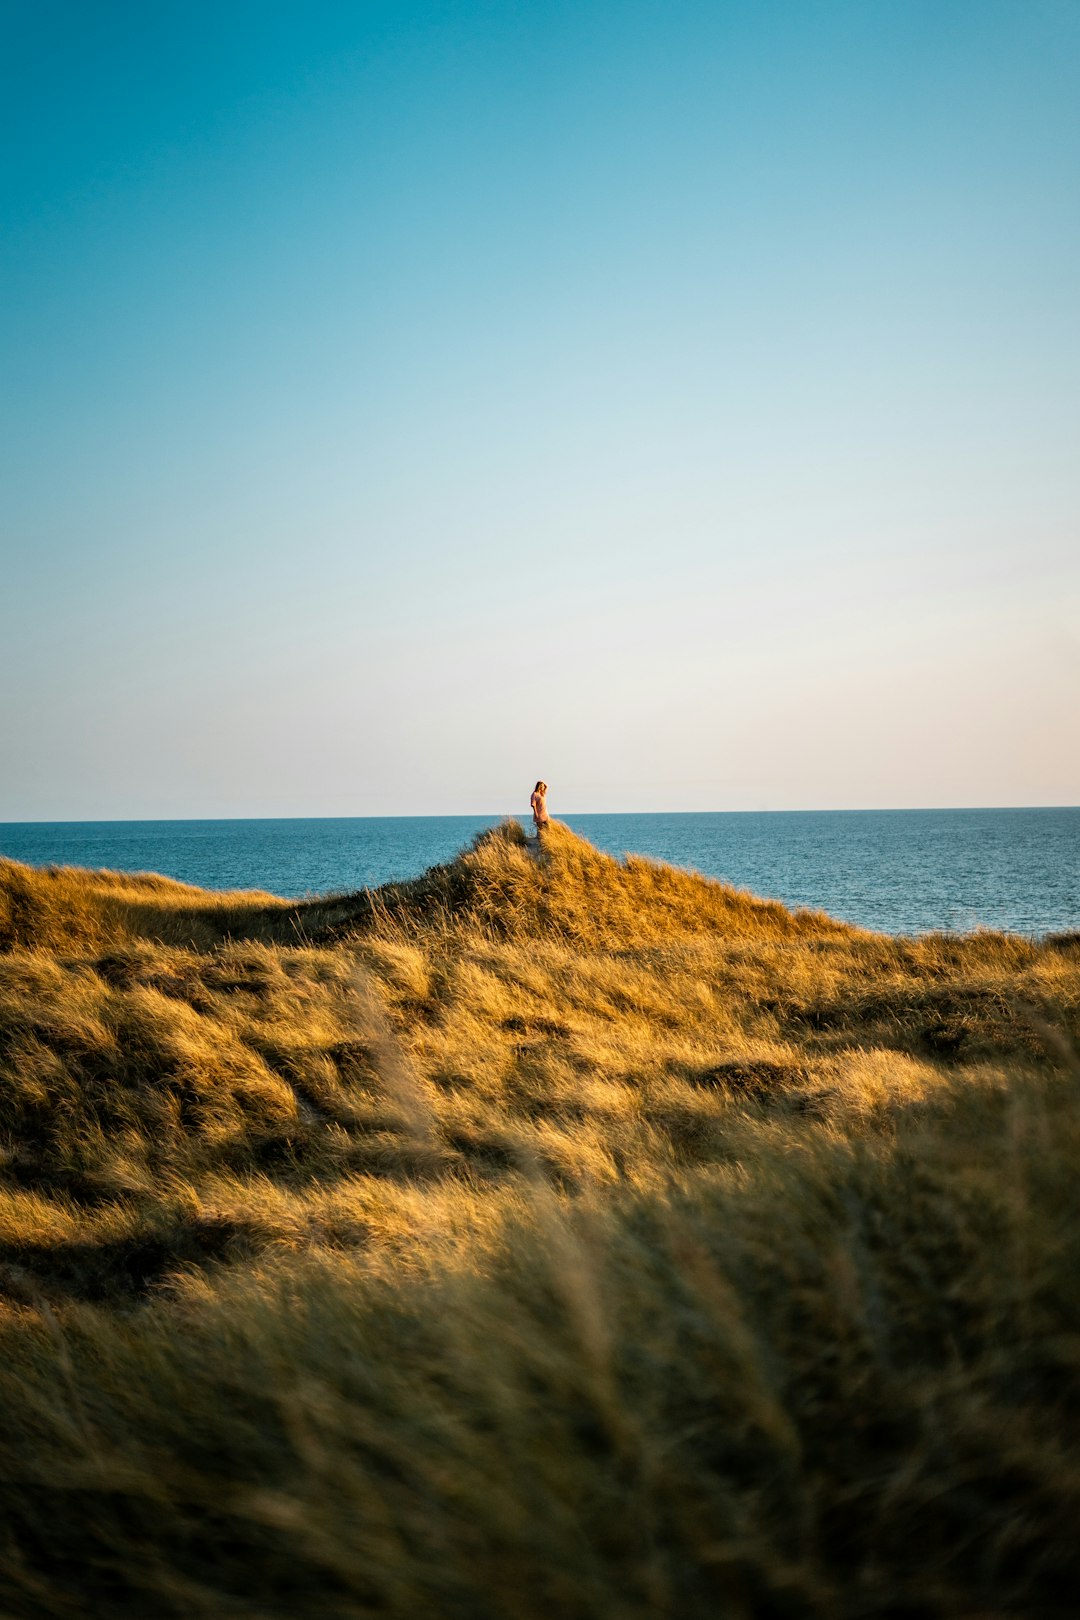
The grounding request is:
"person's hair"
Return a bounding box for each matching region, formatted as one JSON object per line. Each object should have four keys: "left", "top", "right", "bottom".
{"left": 534, "top": 781, "right": 546, "bottom": 793}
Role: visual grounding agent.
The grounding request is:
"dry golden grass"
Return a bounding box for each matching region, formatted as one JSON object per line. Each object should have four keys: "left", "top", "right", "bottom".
{"left": 0, "top": 821, "right": 1078, "bottom": 1616}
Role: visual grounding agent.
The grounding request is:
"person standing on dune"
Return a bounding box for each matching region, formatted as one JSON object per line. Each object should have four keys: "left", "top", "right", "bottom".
{"left": 530, "top": 780, "right": 549, "bottom": 838}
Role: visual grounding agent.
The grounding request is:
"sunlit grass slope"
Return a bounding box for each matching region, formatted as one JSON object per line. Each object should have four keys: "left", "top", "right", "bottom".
{"left": 1, "top": 822, "right": 1078, "bottom": 1617}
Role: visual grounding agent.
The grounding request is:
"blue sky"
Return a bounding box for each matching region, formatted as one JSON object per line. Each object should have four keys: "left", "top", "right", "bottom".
{"left": 2, "top": 0, "right": 1078, "bottom": 817}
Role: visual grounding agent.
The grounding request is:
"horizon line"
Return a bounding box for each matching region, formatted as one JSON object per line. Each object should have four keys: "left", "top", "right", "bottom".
{"left": 2, "top": 804, "right": 1078, "bottom": 827}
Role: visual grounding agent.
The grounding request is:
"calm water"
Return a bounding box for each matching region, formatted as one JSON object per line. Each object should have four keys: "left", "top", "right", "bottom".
{"left": 1, "top": 809, "right": 1077, "bottom": 937}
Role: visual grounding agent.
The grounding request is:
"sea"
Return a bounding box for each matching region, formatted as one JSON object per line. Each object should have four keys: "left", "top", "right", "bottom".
{"left": 1, "top": 809, "right": 1077, "bottom": 938}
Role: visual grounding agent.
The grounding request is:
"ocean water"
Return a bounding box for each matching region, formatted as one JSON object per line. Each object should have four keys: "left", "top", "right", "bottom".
{"left": 0, "top": 808, "right": 1076, "bottom": 938}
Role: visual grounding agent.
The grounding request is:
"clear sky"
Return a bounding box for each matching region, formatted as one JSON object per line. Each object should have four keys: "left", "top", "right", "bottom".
{"left": 2, "top": 0, "right": 1078, "bottom": 818}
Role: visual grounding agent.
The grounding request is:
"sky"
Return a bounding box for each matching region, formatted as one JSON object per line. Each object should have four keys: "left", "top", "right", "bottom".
{"left": 2, "top": 0, "right": 1078, "bottom": 819}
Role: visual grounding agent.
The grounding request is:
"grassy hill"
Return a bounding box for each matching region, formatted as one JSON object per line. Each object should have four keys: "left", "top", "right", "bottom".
{"left": 0, "top": 821, "right": 1078, "bottom": 1617}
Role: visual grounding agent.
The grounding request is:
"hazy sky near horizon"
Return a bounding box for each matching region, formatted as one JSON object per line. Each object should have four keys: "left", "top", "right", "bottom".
{"left": 2, "top": 0, "right": 1078, "bottom": 819}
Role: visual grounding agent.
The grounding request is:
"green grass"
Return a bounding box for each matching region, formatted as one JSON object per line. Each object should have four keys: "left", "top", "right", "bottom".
{"left": 0, "top": 822, "right": 1078, "bottom": 1616}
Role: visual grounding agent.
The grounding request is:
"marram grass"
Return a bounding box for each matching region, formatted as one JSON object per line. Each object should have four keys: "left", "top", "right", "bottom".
{"left": 0, "top": 821, "right": 1078, "bottom": 1617}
